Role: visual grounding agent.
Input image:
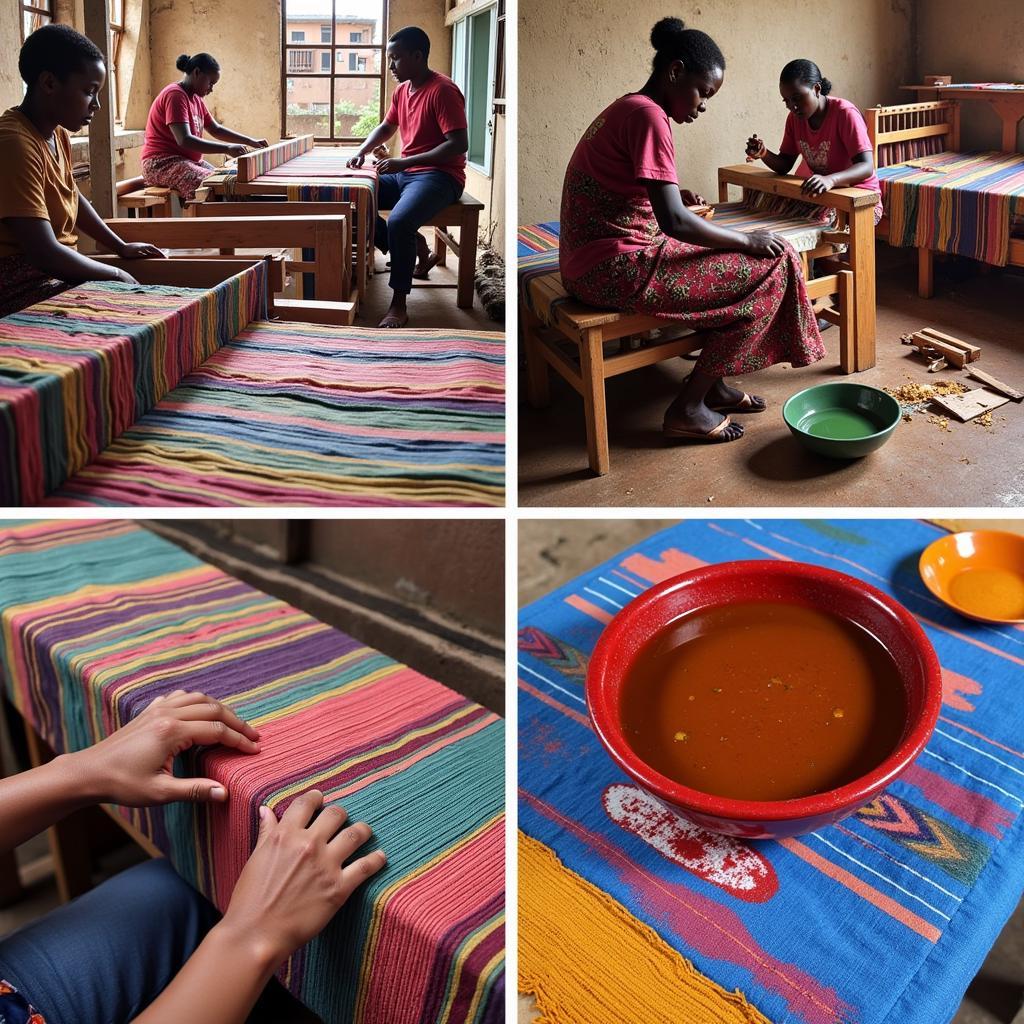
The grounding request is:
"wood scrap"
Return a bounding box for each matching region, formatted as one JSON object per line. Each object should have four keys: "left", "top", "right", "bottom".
{"left": 964, "top": 367, "right": 1024, "bottom": 401}
{"left": 930, "top": 388, "right": 1008, "bottom": 422}
{"left": 820, "top": 229, "right": 851, "bottom": 246}
{"left": 927, "top": 357, "right": 948, "bottom": 373}
{"left": 901, "top": 330, "right": 979, "bottom": 369}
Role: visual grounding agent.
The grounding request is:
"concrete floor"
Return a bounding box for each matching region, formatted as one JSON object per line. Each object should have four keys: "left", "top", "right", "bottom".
{"left": 517, "top": 519, "right": 1024, "bottom": 1024}
{"left": 519, "top": 248, "right": 1024, "bottom": 508}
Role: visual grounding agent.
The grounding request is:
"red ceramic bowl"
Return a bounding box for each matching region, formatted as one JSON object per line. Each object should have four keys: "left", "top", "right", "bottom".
{"left": 586, "top": 560, "right": 942, "bottom": 839}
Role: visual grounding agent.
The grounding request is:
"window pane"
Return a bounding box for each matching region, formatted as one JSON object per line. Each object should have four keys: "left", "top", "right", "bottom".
{"left": 335, "top": 9, "right": 382, "bottom": 46}
{"left": 23, "top": 10, "right": 52, "bottom": 38}
{"left": 285, "top": 75, "right": 332, "bottom": 137}
{"left": 335, "top": 80, "right": 380, "bottom": 139}
{"left": 467, "top": 10, "right": 493, "bottom": 166}
{"left": 320, "top": 25, "right": 331, "bottom": 42}
{"left": 332, "top": 48, "right": 380, "bottom": 76}
{"left": 320, "top": 51, "right": 331, "bottom": 70}
{"left": 290, "top": 30, "right": 305, "bottom": 40}
{"left": 286, "top": 48, "right": 334, "bottom": 74}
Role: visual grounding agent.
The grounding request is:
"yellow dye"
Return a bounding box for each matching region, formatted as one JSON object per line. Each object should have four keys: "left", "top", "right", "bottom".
{"left": 518, "top": 831, "right": 771, "bottom": 1024}
{"left": 949, "top": 567, "right": 1024, "bottom": 620}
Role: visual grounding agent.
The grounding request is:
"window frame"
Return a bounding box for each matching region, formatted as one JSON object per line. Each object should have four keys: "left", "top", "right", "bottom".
{"left": 280, "top": 2, "right": 388, "bottom": 145}
{"left": 20, "top": 0, "right": 52, "bottom": 41}
{"left": 108, "top": 0, "right": 125, "bottom": 124}
{"left": 449, "top": 0, "right": 498, "bottom": 176}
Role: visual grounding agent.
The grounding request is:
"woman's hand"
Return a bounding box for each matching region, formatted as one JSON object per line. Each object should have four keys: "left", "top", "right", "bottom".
{"left": 681, "top": 189, "right": 706, "bottom": 207}
{"left": 218, "top": 790, "right": 387, "bottom": 966}
{"left": 116, "top": 241, "right": 166, "bottom": 260}
{"left": 225, "top": 143, "right": 249, "bottom": 158}
{"left": 111, "top": 267, "right": 140, "bottom": 284}
{"left": 73, "top": 689, "right": 261, "bottom": 806}
{"left": 250, "top": 138, "right": 270, "bottom": 150}
{"left": 745, "top": 134, "right": 767, "bottom": 162}
{"left": 374, "top": 155, "right": 407, "bottom": 175}
{"left": 802, "top": 173, "right": 836, "bottom": 197}
{"left": 744, "top": 228, "right": 786, "bottom": 257}
{"left": 346, "top": 151, "right": 366, "bottom": 168}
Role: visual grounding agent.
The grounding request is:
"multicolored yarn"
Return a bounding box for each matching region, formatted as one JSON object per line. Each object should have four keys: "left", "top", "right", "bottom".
{"left": 47, "top": 320, "right": 505, "bottom": 507}
{"left": 0, "top": 518, "right": 504, "bottom": 1024}
{"left": 0, "top": 265, "right": 267, "bottom": 505}
{"left": 519, "top": 519, "right": 1024, "bottom": 1024}
{"left": 236, "top": 135, "right": 313, "bottom": 182}
{"left": 878, "top": 150, "right": 1024, "bottom": 265}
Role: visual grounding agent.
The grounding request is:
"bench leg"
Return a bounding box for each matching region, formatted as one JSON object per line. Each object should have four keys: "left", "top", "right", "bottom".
{"left": 837, "top": 269, "right": 854, "bottom": 374}
{"left": 522, "top": 307, "right": 550, "bottom": 408}
{"left": 918, "top": 246, "right": 934, "bottom": 299}
{"left": 848, "top": 204, "right": 876, "bottom": 371}
{"left": 433, "top": 226, "right": 448, "bottom": 267}
{"left": 456, "top": 210, "right": 479, "bottom": 309}
{"left": 580, "top": 327, "right": 610, "bottom": 476}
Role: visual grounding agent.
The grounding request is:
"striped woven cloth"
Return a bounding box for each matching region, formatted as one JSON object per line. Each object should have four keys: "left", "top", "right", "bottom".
{"left": 878, "top": 150, "right": 1024, "bottom": 265}
{"left": 46, "top": 321, "right": 505, "bottom": 507}
{"left": 0, "top": 265, "right": 267, "bottom": 506}
{"left": 237, "top": 135, "right": 313, "bottom": 181}
{"left": 0, "top": 518, "right": 505, "bottom": 1024}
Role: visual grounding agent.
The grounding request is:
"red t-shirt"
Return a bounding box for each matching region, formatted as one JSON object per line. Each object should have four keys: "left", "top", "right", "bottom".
{"left": 560, "top": 93, "right": 678, "bottom": 280}
{"left": 780, "top": 95, "right": 883, "bottom": 220}
{"left": 384, "top": 72, "right": 467, "bottom": 187}
{"left": 141, "top": 83, "right": 213, "bottom": 162}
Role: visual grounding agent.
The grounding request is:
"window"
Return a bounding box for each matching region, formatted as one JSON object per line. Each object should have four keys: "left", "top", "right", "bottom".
{"left": 282, "top": 1, "right": 386, "bottom": 143}
{"left": 451, "top": 1, "right": 499, "bottom": 174}
{"left": 109, "top": 0, "right": 125, "bottom": 123}
{"left": 20, "top": 0, "right": 52, "bottom": 41}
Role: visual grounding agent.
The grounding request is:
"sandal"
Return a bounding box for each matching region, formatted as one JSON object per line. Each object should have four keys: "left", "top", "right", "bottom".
{"left": 412, "top": 253, "right": 440, "bottom": 280}
{"left": 663, "top": 415, "right": 743, "bottom": 443}
{"left": 707, "top": 391, "right": 767, "bottom": 414}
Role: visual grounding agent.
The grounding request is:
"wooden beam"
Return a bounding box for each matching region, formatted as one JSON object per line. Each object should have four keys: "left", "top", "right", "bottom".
{"left": 82, "top": 0, "right": 116, "bottom": 218}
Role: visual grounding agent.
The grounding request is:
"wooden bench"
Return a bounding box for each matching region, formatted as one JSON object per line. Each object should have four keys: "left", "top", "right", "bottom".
{"left": 382, "top": 193, "right": 484, "bottom": 309}
{"left": 116, "top": 175, "right": 174, "bottom": 218}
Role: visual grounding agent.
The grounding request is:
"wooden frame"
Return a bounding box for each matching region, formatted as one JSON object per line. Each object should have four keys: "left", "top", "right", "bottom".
{"left": 867, "top": 98, "right": 1024, "bottom": 297}
{"left": 19, "top": 0, "right": 51, "bottom": 40}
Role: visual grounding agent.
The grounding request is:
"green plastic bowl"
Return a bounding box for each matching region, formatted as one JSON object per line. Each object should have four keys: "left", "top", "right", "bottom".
{"left": 783, "top": 382, "right": 901, "bottom": 459}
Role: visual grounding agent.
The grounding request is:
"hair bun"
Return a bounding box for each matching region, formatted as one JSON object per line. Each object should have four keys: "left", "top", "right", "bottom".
{"left": 820, "top": 76, "right": 833, "bottom": 95}
{"left": 651, "top": 17, "right": 686, "bottom": 51}
{"left": 175, "top": 53, "right": 191, "bottom": 71}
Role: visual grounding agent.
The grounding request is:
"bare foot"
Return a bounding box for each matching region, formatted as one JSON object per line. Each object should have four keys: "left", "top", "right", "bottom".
{"left": 378, "top": 299, "right": 408, "bottom": 328}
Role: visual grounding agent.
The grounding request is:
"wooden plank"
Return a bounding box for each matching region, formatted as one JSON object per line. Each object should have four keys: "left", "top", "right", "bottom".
{"left": 931, "top": 389, "right": 1009, "bottom": 421}
{"left": 965, "top": 367, "right": 1024, "bottom": 401}
{"left": 91, "top": 255, "right": 271, "bottom": 288}
{"left": 580, "top": 327, "right": 610, "bottom": 475}
{"left": 603, "top": 336, "right": 702, "bottom": 377}
{"left": 274, "top": 297, "right": 356, "bottom": 326}
{"left": 917, "top": 327, "right": 980, "bottom": 359}
{"left": 107, "top": 215, "right": 340, "bottom": 249}
{"left": 717, "top": 164, "right": 879, "bottom": 211}
{"left": 82, "top": 0, "right": 116, "bottom": 218}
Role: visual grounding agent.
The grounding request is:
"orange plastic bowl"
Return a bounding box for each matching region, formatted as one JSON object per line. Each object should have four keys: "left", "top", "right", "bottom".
{"left": 919, "top": 530, "right": 1024, "bottom": 624}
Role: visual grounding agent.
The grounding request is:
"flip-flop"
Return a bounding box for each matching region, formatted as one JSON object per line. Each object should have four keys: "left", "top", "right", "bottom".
{"left": 663, "top": 415, "right": 743, "bottom": 442}
{"left": 378, "top": 313, "right": 409, "bottom": 328}
{"left": 412, "top": 253, "right": 440, "bottom": 280}
{"left": 707, "top": 391, "right": 768, "bottom": 414}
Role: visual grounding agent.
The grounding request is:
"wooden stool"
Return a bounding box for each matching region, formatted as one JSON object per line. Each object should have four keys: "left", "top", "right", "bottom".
{"left": 119, "top": 190, "right": 172, "bottom": 218}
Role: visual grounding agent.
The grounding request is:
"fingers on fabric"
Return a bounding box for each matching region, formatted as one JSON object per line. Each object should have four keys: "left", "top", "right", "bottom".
{"left": 176, "top": 698, "right": 260, "bottom": 742}
{"left": 162, "top": 776, "right": 228, "bottom": 803}
{"left": 308, "top": 803, "right": 349, "bottom": 843}
{"left": 340, "top": 850, "right": 387, "bottom": 893}
{"left": 281, "top": 788, "right": 325, "bottom": 828}
{"left": 178, "top": 717, "right": 261, "bottom": 753}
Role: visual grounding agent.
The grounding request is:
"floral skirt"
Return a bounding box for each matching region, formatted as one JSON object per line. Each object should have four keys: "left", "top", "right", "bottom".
{"left": 564, "top": 238, "right": 825, "bottom": 378}
{"left": 0, "top": 253, "right": 71, "bottom": 319}
{"left": 141, "top": 155, "right": 216, "bottom": 202}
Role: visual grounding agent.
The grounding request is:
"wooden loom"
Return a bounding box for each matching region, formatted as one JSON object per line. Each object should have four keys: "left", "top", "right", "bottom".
{"left": 866, "top": 98, "right": 1024, "bottom": 297}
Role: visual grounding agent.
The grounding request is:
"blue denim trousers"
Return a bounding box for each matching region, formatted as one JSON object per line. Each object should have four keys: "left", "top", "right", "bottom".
{"left": 374, "top": 170, "right": 463, "bottom": 296}
{"left": 0, "top": 859, "right": 218, "bottom": 1024}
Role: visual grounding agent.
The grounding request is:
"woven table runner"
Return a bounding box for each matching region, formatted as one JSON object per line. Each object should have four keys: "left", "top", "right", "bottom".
{"left": 519, "top": 519, "right": 1024, "bottom": 1024}
{"left": 878, "top": 150, "right": 1024, "bottom": 265}
{"left": 0, "top": 265, "right": 267, "bottom": 506}
{"left": 45, "top": 320, "right": 505, "bottom": 507}
{"left": 0, "top": 519, "right": 504, "bottom": 1024}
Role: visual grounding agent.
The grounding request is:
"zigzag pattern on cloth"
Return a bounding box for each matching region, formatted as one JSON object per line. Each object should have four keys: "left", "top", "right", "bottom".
{"left": 856, "top": 793, "right": 990, "bottom": 885}
{"left": 517, "top": 627, "right": 588, "bottom": 678}
{"left": 0, "top": 519, "right": 504, "bottom": 1024}
{"left": 0, "top": 264, "right": 267, "bottom": 505}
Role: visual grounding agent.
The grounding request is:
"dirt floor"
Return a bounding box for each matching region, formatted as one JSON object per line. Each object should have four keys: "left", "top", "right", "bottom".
{"left": 519, "top": 247, "right": 1024, "bottom": 508}
{"left": 517, "top": 519, "right": 1024, "bottom": 1024}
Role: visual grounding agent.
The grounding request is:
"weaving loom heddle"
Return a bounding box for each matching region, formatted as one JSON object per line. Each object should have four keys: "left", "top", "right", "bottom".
{"left": 0, "top": 519, "right": 505, "bottom": 1024}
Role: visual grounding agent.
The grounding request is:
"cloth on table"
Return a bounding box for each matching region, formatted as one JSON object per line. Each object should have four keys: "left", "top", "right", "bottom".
{"left": 45, "top": 320, "right": 505, "bottom": 508}
{"left": 0, "top": 264, "right": 267, "bottom": 506}
{"left": 877, "top": 150, "right": 1024, "bottom": 265}
{"left": 0, "top": 518, "right": 505, "bottom": 1024}
{"left": 519, "top": 519, "right": 1024, "bottom": 1024}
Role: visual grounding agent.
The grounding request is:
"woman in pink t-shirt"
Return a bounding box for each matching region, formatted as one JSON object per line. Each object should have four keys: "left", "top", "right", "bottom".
{"left": 141, "top": 53, "right": 269, "bottom": 202}
{"left": 560, "top": 19, "right": 824, "bottom": 444}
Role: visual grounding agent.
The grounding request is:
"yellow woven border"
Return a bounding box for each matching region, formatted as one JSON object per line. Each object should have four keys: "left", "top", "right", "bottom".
{"left": 519, "top": 831, "right": 772, "bottom": 1024}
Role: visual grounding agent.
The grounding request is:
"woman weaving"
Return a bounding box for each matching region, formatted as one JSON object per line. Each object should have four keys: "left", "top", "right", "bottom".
{"left": 560, "top": 18, "right": 825, "bottom": 443}
{"left": 0, "top": 25, "right": 164, "bottom": 319}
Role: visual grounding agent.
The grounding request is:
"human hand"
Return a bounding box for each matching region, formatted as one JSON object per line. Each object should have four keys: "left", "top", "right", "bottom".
{"left": 251, "top": 138, "right": 270, "bottom": 150}
{"left": 117, "top": 241, "right": 166, "bottom": 260}
{"left": 681, "top": 189, "right": 706, "bottom": 207}
{"left": 226, "top": 143, "right": 249, "bottom": 158}
{"left": 346, "top": 151, "right": 366, "bottom": 168}
{"left": 802, "top": 173, "right": 835, "bottom": 196}
{"left": 73, "top": 689, "right": 261, "bottom": 806}
{"left": 745, "top": 133, "right": 767, "bottom": 162}
{"left": 219, "top": 790, "right": 386, "bottom": 966}
{"left": 373, "top": 156, "right": 406, "bottom": 175}
{"left": 745, "top": 228, "right": 786, "bottom": 257}
{"left": 110, "top": 267, "right": 140, "bottom": 284}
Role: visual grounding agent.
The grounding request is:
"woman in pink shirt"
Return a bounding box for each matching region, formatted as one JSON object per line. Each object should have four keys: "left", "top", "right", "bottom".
{"left": 141, "top": 53, "right": 269, "bottom": 202}
{"left": 560, "top": 19, "right": 824, "bottom": 444}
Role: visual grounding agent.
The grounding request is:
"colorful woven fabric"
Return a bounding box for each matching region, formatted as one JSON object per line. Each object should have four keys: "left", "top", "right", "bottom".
{"left": 519, "top": 520, "right": 1024, "bottom": 1024}
{"left": 46, "top": 321, "right": 505, "bottom": 507}
{"left": 236, "top": 135, "right": 313, "bottom": 182}
{"left": 0, "top": 519, "right": 504, "bottom": 1024}
{"left": 878, "top": 150, "right": 1024, "bottom": 265}
{"left": 0, "top": 265, "right": 267, "bottom": 506}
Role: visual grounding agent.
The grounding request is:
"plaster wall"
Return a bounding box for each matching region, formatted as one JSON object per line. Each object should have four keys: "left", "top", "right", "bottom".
{"left": 518, "top": 0, "right": 916, "bottom": 225}
{"left": 1, "top": 0, "right": 21, "bottom": 109}
{"left": 916, "top": 0, "right": 1024, "bottom": 151}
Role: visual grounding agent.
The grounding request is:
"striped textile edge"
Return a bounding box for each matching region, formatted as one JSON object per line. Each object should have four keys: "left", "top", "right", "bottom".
{"left": 0, "top": 518, "right": 505, "bottom": 1024}
{"left": 237, "top": 134, "right": 314, "bottom": 182}
{"left": 46, "top": 322, "right": 506, "bottom": 508}
{"left": 519, "top": 832, "right": 771, "bottom": 1024}
{"left": 0, "top": 262, "right": 267, "bottom": 506}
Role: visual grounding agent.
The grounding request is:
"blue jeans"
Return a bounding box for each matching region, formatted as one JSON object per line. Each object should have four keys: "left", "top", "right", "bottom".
{"left": 375, "top": 170, "right": 463, "bottom": 296}
{"left": 0, "top": 859, "right": 218, "bottom": 1024}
